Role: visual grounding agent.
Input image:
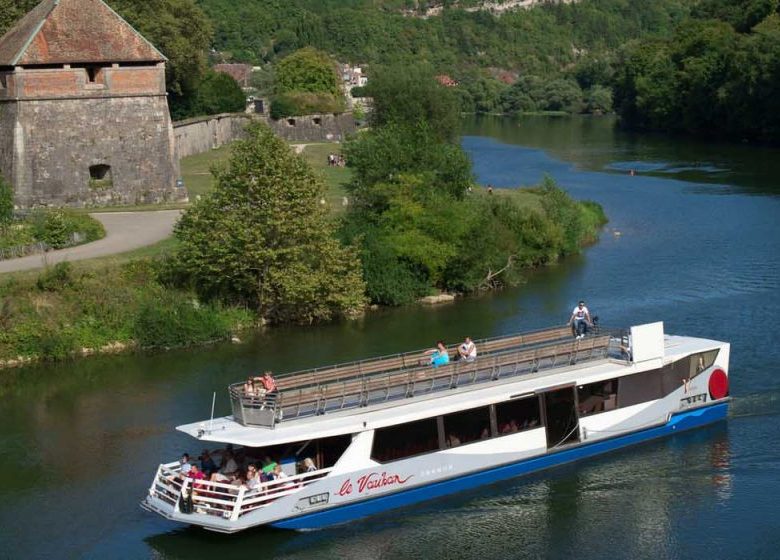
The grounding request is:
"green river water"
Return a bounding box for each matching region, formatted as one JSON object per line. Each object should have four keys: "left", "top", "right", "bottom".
{"left": 0, "top": 115, "right": 778, "bottom": 559}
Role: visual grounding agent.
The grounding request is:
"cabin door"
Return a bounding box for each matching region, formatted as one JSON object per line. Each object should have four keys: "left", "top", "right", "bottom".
{"left": 541, "top": 386, "right": 581, "bottom": 449}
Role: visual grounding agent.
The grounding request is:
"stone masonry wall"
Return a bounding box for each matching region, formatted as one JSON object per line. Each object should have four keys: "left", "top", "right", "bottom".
{"left": 10, "top": 95, "right": 184, "bottom": 208}
{"left": 173, "top": 112, "right": 357, "bottom": 159}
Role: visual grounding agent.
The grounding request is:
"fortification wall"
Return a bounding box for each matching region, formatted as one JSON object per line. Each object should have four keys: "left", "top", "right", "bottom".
{"left": 11, "top": 95, "right": 183, "bottom": 208}
{"left": 173, "top": 112, "right": 357, "bottom": 158}
{"left": 173, "top": 113, "right": 253, "bottom": 159}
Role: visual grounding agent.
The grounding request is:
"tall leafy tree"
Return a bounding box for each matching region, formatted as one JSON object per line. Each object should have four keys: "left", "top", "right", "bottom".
{"left": 173, "top": 123, "right": 365, "bottom": 324}
{"left": 274, "top": 47, "right": 341, "bottom": 96}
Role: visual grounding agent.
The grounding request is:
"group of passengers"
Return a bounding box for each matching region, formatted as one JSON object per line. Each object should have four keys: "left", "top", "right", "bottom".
{"left": 176, "top": 445, "right": 318, "bottom": 496}
{"left": 422, "top": 336, "right": 478, "bottom": 368}
{"left": 242, "top": 371, "right": 277, "bottom": 398}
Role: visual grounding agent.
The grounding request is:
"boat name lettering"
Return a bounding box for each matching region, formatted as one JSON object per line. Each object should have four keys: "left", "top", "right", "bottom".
{"left": 680, "top": 393, "right": 707, "bottom": 408}
{"left": 337, "top": 472, "right": 413, "bottom": 496}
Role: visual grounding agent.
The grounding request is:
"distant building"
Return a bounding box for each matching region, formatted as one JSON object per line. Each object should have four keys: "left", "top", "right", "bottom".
{"left": 0, "top": 0, "right": 184, "bottom": 208}
{"left": 435, "top": 74, "right": 459, "bottom": 87}
{"left": 338, "top": 63, "right": 370, "bottom": 112}
{"left": 213, "top": 63, "right": 253, "bottom": 89}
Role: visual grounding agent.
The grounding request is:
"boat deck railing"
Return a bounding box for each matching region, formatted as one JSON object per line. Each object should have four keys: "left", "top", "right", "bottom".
{"left": 146, "top": 461, "right": 332, "bottom": 522}
{"left": 229, "top": 325, "right": 629, "bottom": 428}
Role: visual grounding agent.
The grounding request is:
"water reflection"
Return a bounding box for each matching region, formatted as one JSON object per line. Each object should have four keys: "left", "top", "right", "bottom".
{"left": 461, "top": 115, "right": 780, "bottom": 194}
{"left": 143, "top": 426, "right": 734, "bottom": 560}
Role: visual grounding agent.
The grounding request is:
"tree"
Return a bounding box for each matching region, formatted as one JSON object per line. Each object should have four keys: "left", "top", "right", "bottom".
{"left": 190, "top": 71, "right": 246, "bottom": 116}
{"left": 274, "top": 47, "right": 341, "bottom": 96}
{"left": 173, "top": 123, "right": 365, "bottom": 324}
{"left": 0, "top": 0, "right": 38, "bottom": 36}
{"left": 109, "top": 0, "right": 213, "bottom": 116}
{"left": 366, "top": 64, "right": 461, "bottom": 141}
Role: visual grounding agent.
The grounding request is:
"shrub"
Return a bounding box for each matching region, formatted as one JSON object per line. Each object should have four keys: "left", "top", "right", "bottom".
{"left": 0, "top": 177, "right": 13, "bottom": 226}
{"left": 36, "top": 262, "right": 75, "bottom": 292}
{"left": 30, "top": 210, "right": 105, "bottom": 249}
{"left": 132, "top": 291, "right": 242, "bottom": 348}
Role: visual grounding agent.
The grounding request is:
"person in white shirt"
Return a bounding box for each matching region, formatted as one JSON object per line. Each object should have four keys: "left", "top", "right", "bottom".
{"left": 458, "top": 336, "right": 477, "bottom": 362}
{"left": 569, "top": 300, "right": 592, "bottom": 339}
{"left": 179, "top": 453, "right": 192, "bottom": 475}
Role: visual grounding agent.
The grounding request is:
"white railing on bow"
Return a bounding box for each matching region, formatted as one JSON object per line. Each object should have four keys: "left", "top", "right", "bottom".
{"left": 148, "top": 461, "right": 332, "bottom": 521}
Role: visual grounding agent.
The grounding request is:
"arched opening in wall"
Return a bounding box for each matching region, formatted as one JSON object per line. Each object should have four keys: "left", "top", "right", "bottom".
{"left": 89, "top": 164, "right": 113, "bottom": 190}
{"left": 312, "top": 117, "right": 322, "bottom": 126}
{"left": 287, "top": 118, "right": 296, "bottom": 126}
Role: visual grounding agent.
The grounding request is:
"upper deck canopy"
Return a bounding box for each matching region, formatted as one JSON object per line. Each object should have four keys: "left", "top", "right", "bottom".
{"left": 0, "top": 0, "right": 166, "bottom": 66}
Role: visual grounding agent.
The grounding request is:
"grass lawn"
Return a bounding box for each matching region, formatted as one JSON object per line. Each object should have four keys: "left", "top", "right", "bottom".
{"left": 295, "top": 143, "right": 353, "bottom": 212}
{"left": 180, "top": 145, "right": 232, "bottom": 200}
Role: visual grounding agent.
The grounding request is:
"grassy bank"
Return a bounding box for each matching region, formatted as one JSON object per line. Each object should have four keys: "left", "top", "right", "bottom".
{"left": 0, "top": 260, "right": 253, "bottom": 365}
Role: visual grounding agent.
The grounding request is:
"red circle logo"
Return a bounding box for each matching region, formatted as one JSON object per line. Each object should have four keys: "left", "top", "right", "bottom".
{"left": 708, "top": 368, "right": 729, "bottom": 400}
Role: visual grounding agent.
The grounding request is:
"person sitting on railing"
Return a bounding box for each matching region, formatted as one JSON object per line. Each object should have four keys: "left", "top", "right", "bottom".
{"left": 457, "top": 336, "right": 477, "bottom": 362}
{"left": 423, "top": 341, "right": 450, "bottom": 368}
{"left": 179, "top": 453, "right": 193, "bottom": 476}
{"left": 569, "top": 300, "right": 593, "bottom": 339}
{"left": 243, "top": 377, "right": 255, "bottom": 397}
{"left": 186, "top": 464, "right": 207, "bottom": 493}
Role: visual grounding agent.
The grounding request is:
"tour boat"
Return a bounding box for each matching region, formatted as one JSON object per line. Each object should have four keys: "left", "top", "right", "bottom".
{"left": 141, "top": 322, "right": 730, "bottom": 532}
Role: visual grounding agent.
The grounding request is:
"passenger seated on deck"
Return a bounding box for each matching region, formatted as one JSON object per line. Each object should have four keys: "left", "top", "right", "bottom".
{"left": 424, "top": 341, "right": 450, "bottom": 368}
{"left": 243, "top": 377, "right": 257, "bottom": 397}
{"left": 303, "top": 457, "right": 317, "bottom": 473}
{"left": 245, "top": 465, "right": 262, "bottom": 491}
{"left": 569, "top": 300, "right": 592, "bottom": 339}
{"left": 446, "top": 433, "right": 461, "bottom": 448}
{"left": 179, "top": 453, "right": 192, "bottom": 476}
{"left": 480, "top": 427, "right": 490, "bottom": 439}
{"left": 199, "top": 450, "right": 217, "bottom": 476}
{"left": 457, "top": 336, "right": 477, "bottom": 362}
{"left": 250, "top": 371, "right": 278, "bottom": 398}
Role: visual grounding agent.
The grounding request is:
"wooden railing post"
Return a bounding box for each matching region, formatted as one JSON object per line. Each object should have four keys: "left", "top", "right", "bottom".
{"left": 231, "top": 486, "right": 246, "bottom": 521}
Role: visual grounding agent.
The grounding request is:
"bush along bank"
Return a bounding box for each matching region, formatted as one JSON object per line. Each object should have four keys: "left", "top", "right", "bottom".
{"left": 341, "top": 64, "right": 608, "bottom": 306}
{"left": 0, "top": 260, "right": 253, "bottom": 367}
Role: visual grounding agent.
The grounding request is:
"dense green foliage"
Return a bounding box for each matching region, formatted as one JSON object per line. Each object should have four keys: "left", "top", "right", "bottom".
{"left": 172, "top": 123, "right": 365, "bottom": 324}
{"left": 341, "top": 65, "right": 608, "bottom": 306}
{"left": 0, "top": 260, "right": 251, "bottom": 362}
{"left": 196, "top": 0, "right": 693, "bottom": 116}
{"left": 0, "top": 177, "right": 13, "bottom": 227}
{"left": 0, "top": 209, "right": 105, "bottom": 251}
{"left": 270, "top": 48, "right": 345, "bottom": 117}
{"left": 614, "top": 0, "right": 780, "bottom": 142}
{"left": 176, "top": 70, "right": 246, "bottom": 117}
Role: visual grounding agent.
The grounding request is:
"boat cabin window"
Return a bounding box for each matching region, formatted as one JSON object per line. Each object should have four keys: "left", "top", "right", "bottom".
{"left": 442, "top": 406, "right": 491, "bottom": 447}
{"left": 495, "top": 396, "right": 540, "bottom": 435}
{"left": 577, "top": 379, "right": 618, "bottom": 416}
{"left": 690, "top": 350, "right": 719, "bottom": 377}
{"left": 371, "top": 417, "right": 439, "bottom": 463}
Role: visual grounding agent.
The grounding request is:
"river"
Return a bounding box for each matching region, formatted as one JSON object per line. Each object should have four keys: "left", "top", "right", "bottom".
{"left": 0, "top": 115, "right": 778, "bottom": 559}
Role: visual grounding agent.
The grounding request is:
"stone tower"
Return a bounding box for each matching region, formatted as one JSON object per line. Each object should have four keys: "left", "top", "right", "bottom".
{"left": 0, "top": 0, "right": 186, "bottom": 208}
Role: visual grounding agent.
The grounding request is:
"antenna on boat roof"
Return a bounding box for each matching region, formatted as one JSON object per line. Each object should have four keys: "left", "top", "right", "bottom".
{"left": 208, "top": 391, "right": 216, "bottom": 434}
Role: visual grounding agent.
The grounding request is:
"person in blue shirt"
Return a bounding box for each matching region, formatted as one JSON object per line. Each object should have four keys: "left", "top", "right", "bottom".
{"left": 429, "top": 340, "right": 450, "bottom": 368}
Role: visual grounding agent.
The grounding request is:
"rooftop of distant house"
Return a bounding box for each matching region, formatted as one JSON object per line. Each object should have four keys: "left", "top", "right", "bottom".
{"left": 435, "top": 74, "right": 459, "bottom": 87}
{"left": 213, "top": 63, "right": 253, "bottom": 88}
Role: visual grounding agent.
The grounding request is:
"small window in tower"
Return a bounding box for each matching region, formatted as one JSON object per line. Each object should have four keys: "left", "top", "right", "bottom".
{"left": 312, "top": 117, "right": 322, "bottom": 126}
{"left": 287, "top": 118, "right": 296, "bottom": 126}
{"left": 86, "top": 66, "right": 100, "bottom": 83}
{"left": 89, "top": 164, "right": 113, "bottom": 190}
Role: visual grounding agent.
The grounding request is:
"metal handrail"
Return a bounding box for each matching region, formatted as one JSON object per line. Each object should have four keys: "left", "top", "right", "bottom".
{"left": 230, "top": 327, "right": 628, "bottom": 426}
{"left": 149, "top": 461, "right": 333, "bottom": 520}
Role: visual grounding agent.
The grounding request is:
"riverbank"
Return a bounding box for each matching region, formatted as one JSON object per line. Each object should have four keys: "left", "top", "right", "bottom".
{"left": 0, "top": 134, "right": 605, "bottom": 369}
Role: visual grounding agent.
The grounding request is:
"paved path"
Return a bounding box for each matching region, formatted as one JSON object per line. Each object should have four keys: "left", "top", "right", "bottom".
{"left": 0, "top": 210, "right": 181, "bottom": 274}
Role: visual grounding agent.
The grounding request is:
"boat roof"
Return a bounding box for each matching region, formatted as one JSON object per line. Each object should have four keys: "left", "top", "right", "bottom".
{"left": 177, "top": 332, "right": 725, "bottom": 447}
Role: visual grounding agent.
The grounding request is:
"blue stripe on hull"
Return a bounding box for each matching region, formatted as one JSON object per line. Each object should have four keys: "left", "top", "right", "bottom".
{"left": 271, "top": 402, "right": 728, "bottom": 530}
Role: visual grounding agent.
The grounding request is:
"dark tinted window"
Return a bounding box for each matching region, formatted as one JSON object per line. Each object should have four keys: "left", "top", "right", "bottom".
{"left": 618, "top": 368, "right": 664, "bottom": 408}
{"left": 442, "top": 406, "right": 491, "bottom": 447}
{"left": 371, "top": 418, "right": 440, "bottom": 463}
{"left": 577, "top": 379, "right": 618, "bottom": 416}
{"left": 495, "top": 396, "right": 540, "bottom": 435}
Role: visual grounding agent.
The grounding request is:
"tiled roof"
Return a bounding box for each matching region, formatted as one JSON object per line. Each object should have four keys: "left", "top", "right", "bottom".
{"left": 0, "top": 0, "right": 166, "bottom": 66}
